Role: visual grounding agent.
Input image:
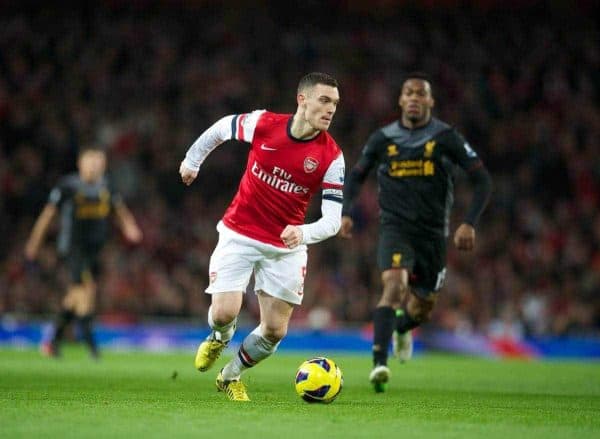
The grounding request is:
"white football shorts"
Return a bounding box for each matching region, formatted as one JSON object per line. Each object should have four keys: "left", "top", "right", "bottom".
{"left": 205, "top": 221, "right": 308, "bottom": 305}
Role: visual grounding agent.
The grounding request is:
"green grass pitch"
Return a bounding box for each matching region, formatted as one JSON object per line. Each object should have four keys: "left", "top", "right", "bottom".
{"left": 1, "top": 347, "right": 599, "bottom": 438}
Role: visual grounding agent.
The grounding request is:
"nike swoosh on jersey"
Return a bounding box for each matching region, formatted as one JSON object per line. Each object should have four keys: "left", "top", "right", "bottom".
{"left": 260, "top": 144, "right": 277, "bottom": 151}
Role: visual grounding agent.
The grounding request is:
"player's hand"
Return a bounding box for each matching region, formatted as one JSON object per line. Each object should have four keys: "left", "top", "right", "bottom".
{"left": 124, "top": 224, "right": 143, "bottom": 244}
{"left": 454, "top": 223, "right": 475, "bottom": 251}
{"left": 280, "top": 225, "right": 303, "bottom": 249}
{"left": 24, "top": 241, "right": 38, "bottom": 261}
{"left": 179, "top": 162, "right": 198, "bottom": 186}
{"left": 338, "top": 216, "right": 353, "bottom": 238}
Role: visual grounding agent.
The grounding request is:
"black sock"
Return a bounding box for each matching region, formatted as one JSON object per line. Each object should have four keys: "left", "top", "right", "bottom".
{"left": 396, "top": 308, "right": 420, "bottom": 334}
{"left": 52, "top": 310, "right": 75, "bottom": 346}
{"left": 372, "top": 306, "right": 396, "bottom": 367}
{"left": 78, "top": 315, "right": 98, "bottom": 357}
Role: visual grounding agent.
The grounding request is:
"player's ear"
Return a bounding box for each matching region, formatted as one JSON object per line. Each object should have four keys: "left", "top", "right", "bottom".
{"left": 297, "top": 93, "right": 307, "bottom": 107}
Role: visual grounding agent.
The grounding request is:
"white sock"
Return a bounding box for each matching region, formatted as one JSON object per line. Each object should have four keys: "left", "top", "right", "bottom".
{"left": 207, "top": 306, "right": 236, "bottom": 343}
{"left": 221, "top": 326, "right": 280, "bottom": 381}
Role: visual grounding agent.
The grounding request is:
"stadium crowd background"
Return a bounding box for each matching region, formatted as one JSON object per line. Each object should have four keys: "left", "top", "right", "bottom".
{"left": 1, "top": 0, "right": 598, "bottom": 340}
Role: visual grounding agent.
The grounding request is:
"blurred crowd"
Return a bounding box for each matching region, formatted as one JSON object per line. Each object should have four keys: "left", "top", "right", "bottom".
{"left": 1, "top": 1, "right": 599, "bottom": 337}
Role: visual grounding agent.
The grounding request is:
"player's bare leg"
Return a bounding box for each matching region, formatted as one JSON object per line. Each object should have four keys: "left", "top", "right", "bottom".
{"left": 195, "top": 291, "right": 243, "bottom": 372}
{"left": 394, "top": 292, "right": 437, "bottom": 362}
{"left": 42, "top": 284, "right": 88, "bottom": 357}
{"left": 75, "top": 276, "right": 99, "bottom": 359}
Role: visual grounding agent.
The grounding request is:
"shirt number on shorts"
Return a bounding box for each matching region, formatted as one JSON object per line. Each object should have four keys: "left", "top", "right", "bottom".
{"left": 434, "top": 268, "right": 447, "bottom": 290}
{"left": 297, "top": 266, "right": 307, "bottom": 296}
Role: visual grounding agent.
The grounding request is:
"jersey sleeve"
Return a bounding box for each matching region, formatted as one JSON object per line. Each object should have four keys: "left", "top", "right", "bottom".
{"left": 441, "top": 129, "right": 492, "bottom": 226}
{"left": 47, "top": 177, "right": 71, "bottom": 207}
{"left": 341, "top": 130, "right": 384, "bottom": 215}
{"left": 107, "top": 179, "right": 124, "bottom": 207}
{"left": 356, "top": 130, "right": 384, "bottom": 172}
{"left": 321, "top": 153, "right": 345, "bottom": 204}
{"left": 442, "top": 129, "right": 482, "bottom": 172}
{"left": 298, "top": 152, "right": 345, "bottom": 245}
{"left": 182, "top": 109, "right": 265, "bottom": 171}
{"left": 230, "top": 109, "right": 265, "bottom": 143}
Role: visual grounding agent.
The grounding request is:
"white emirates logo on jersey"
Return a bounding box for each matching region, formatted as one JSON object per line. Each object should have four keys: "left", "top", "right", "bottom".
{"left": 251, "top": 161, "right": 309, "bottom": 194}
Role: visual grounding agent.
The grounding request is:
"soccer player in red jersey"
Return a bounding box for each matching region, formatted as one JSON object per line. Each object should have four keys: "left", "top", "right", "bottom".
{"left": 179, "top": 72, "right": 345, "bottom": 401}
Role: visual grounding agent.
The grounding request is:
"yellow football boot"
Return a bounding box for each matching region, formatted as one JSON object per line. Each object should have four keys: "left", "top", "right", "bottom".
{"left": 194, "top": 339, "right": 227, "bottom": 372}
{"left": 216, "top": 371, "right": 250, "bottom": 401}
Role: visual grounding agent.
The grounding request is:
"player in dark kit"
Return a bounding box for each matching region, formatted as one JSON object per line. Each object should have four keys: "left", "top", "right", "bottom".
{"left": 339, "top": 73, "right": 492, "bottom": 392}
{"left": 25, "top": 147, "right": 142, "bottom": 358}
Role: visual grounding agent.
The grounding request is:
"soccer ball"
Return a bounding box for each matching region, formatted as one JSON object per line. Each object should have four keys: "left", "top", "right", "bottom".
{"left": 294, "top": 357, "right": 343, "bottom": 403}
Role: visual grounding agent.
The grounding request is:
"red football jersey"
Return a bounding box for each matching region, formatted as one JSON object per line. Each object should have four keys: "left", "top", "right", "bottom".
{"left": 222, "top": 110, "right": 344, "bottom": 247}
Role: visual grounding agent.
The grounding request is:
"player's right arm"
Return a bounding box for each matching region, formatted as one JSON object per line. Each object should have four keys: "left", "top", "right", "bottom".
{"left": 24, "top": 204, "right": 57, "bottom": 261}
{"left": 25, "top": 179, "right": 71, "bottom": 260}
{"left": 179, "top": 110, "right": 265, "bottom": 185}
{"left": 339, "top": 131, "right": 383, "bottom": 238}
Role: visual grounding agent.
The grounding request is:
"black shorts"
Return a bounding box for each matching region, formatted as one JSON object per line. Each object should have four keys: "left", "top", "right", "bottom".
{"left": 63, "top": 243, "right": 103, "bottom": 284}
{"left": 377, "top": 220, "right": 447, "bottom": 298}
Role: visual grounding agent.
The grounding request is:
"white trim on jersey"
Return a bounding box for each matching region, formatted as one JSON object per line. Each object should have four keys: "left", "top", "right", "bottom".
{"left": 298, "top": 153, "right": 345, "bottom": 245}
{"left": 321, "top": 153, "right": 345, "bottom": 203}
{"left": 231, "top": 109, "right": 265, "bottom": 142}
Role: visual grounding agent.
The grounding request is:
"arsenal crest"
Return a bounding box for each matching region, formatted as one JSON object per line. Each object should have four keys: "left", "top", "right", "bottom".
{"left": 303, "top": 157, "right": 319, "bottom": 173}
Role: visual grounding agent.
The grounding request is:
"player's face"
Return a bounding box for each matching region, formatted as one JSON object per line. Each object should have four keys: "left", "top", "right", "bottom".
{"left": 299, "top": 84, "right": 339, "bottom": 131}
{"left": 78, "top": 151, "right": 106, "bottom": 182}
{"left": 399, "top": 79, "right": 434, "bottom": 126}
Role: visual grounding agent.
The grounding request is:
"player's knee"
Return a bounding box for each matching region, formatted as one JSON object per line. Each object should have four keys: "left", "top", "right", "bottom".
{"left": 386, "top": 280, "right": 407, "bottom": 295}
{"left": 62, "top": 294, "right": 75, "bottom": 310}
{"left": 381, "top": 272, "right": 409, "bottom": 304}
{"left": 407, "top": 295, "right": 436, "bottom": 322}
{"left": 75, "top": 303, "right": 94, "bottom": 317}
{"left": 73, "top": 297, "right": 93, "bottom": 316}
{"left": 210, "top": 305, "right": 238, "bottom": 326}
{"left": 260, "top": 323, "right": 287, "bottom": 343}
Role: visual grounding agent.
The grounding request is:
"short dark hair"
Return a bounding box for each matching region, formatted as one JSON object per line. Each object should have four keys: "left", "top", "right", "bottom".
{"left": 298, "top": 72, "right": 339, "bottom": 94}
{"left": 401, "top": 71, "right": 432, "bottom": 86}
{"left": 78, "top": 145, "right": 106, "bottom": 157}
{"left": 400, "top": 71, "right": 433, "bottom": 95}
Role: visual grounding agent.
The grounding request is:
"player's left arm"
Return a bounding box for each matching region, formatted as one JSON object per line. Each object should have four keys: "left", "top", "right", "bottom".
{"left": 180, "top": 110, "right": 265, "bottom": 185}
{"left": 112, "top": 195, "right": 143, "bottom": 244}
{"left": 281, "top": 153, "right": 345, "bottom": 248}
{"left": 445, "top": 130, "right": 493, "bottom": 251}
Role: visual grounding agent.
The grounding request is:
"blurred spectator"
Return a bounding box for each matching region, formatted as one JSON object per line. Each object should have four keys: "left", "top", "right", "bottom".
{"left": 0, "top": 0, "right": 599, "bottom": 336}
